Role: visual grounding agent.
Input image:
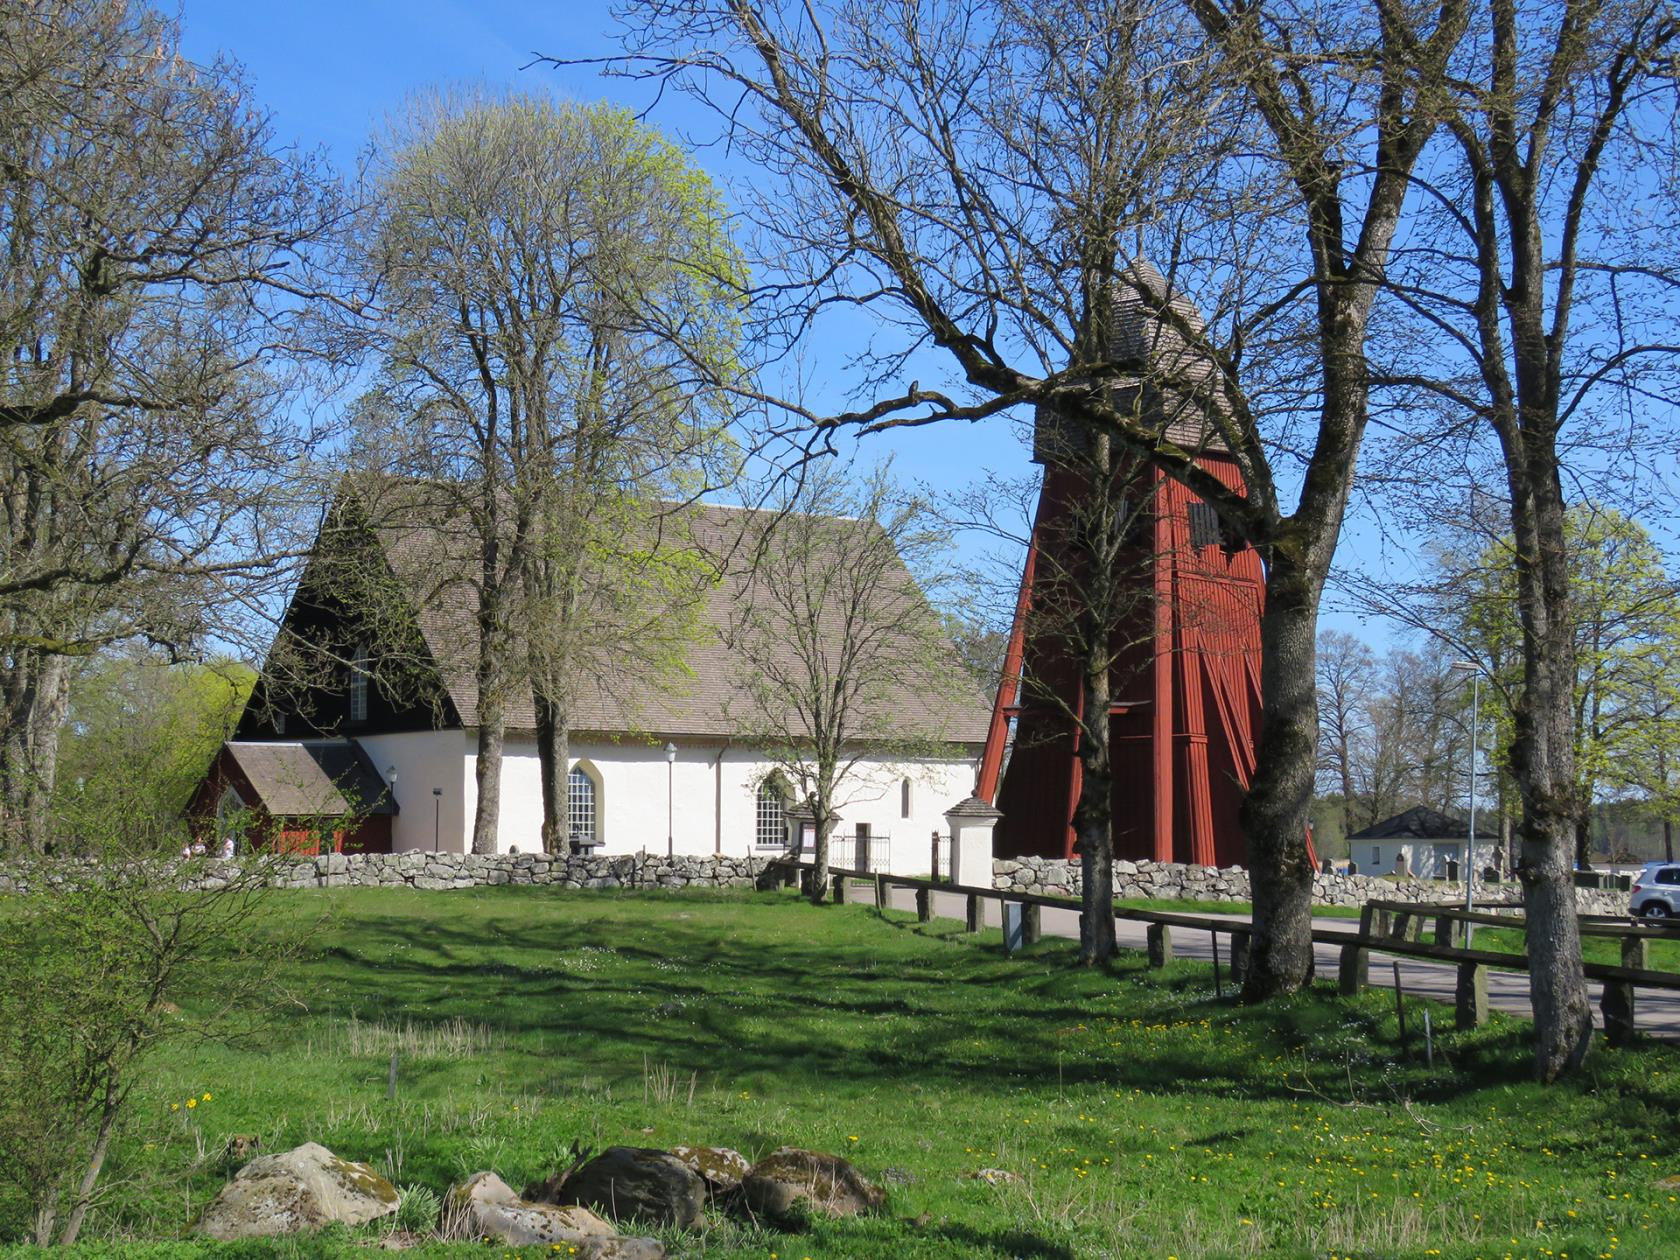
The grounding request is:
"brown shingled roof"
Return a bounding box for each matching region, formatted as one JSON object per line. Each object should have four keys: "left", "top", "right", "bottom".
{"left": 225, "top": 739, "right": 396, "bottom": 816}
{"left": 360, "top": 489, "right": 992, "bottom": 746}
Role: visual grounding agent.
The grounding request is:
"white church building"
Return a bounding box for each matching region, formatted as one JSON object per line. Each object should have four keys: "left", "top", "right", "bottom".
{"left": 189, "top": 491, "right": 991, "bottom": 875}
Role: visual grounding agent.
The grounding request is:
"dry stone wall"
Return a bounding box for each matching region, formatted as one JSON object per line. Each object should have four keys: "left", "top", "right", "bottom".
{"left": 0, "top": 851, "right": 772, "bottom": 895}
{"left": 992, "top": 855, "right": 1630, "bottom": 916}
{"left": 271, "top": 851, "right": 772, "bottom": 891}
{"left": 1, "top": 849, "right": 1629, "bottom": 915}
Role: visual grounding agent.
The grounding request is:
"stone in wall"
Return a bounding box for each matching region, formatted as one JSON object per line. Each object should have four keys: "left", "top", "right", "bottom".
{"left": 991, "top": 856, "right": 1628, "bottom": 915}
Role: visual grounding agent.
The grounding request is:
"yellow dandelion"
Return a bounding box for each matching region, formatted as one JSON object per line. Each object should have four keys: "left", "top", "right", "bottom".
{"left": 170, "top": 1102, "right": 180, "bottom": 1112}
{"left": 186, "top": 1098, "right": 197, "bottom": 1109}
{"left": 202, "top": 1092, "right": 212, "bottom": 1102}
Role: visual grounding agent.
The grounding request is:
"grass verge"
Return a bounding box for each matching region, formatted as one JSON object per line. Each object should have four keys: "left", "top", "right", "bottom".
{"left": 4, "top": 885, "right": 1677, "bottom": 1259}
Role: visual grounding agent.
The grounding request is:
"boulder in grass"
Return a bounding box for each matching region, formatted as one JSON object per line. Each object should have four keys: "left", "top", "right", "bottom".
{"left": 196, "top": 1141, "right": 399, "bottom": 1240}
{"left": 447, "top": 1172, "right": 664, "bottom": 1258}
{"left": 739, "top": 1147, "right": 886, "bottom": 1222}
{"left": 537, "top": 1146, "right": 705, "bottom": 1230}
{"left": 669, "top": 1145, "right": 751, "bottom": 1196}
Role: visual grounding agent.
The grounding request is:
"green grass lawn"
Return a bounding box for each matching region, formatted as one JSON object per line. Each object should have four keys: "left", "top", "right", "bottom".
{"left": 7, "top": 885, "right": 1680, "bottom": 1260}
{"left": 1423, "top": 924, "right": 1680, "bottom": 972}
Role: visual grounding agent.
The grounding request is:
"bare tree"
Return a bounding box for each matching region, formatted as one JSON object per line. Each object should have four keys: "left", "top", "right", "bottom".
{"left": 1316, "top": 630, "right": 1378, "bottom": 836}
{"left": 0, "top": 0, "right": 343, "bottom": 849}
{"left": 726, "top": 462, "right": 971, "bottom": 904}
{"left": 575, "top": 0, "right": 1468, "bottom": 993}
{"left": 948, "top": 418, "right": 1168, "bottom": 965}
{"left": 1367, "top": 0, "right": 1680, "bottom": 1074}
{"left": 352, "top": 92, "right": 741, "bottom": 853}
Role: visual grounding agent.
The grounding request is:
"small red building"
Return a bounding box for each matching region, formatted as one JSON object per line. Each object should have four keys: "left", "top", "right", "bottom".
{"left": 187, "top": 738, "right": 397, "bottom": 855}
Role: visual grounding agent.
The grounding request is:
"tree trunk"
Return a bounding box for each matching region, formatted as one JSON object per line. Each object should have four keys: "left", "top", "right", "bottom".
{"left": 1073, "top": 644, "right": 1118, "bottom": 967}
{"left": 32, "top": 1202, "right": 55, "bottom": 1248}
{"left": 535, "top": 689, "right": 569, "bottom": 855}
{"left": 810, "top": 798, "right": 833, "bottom": 905}
{"left": 59, "top": 1076, "right": 123, "bottom": 1245}
{"left": 471, "top": 699, "right": 504, "bottom": 856}
{"left": 1242, "top": 552, "right": 1321, "bottom": 999}
{"left": 0, "top": 651, "right": 70, "bottom": 853}
{"left": 1573, "top": 815, "right": 1592, "bottom": 870}
{"left": 1501, "top": 423, "right": 1593, "bottom": 1079}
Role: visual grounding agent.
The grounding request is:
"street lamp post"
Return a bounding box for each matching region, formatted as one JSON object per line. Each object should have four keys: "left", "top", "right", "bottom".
{"left": 432, "top": 787, "right": 442, "bottom": 850}
{"left": 664, "top": 742, "right": 678, "bottom": 858}
{"left": 1450, "top": 660, "right": 1482, "bottom": 945}
{"left": 385, "top": 765, "right": 399, "bottom": 855}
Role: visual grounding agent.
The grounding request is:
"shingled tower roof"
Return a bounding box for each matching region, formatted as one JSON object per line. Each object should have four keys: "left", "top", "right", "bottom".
{"left": 1034, "top": 258, "right": 1230, "bottom": 464}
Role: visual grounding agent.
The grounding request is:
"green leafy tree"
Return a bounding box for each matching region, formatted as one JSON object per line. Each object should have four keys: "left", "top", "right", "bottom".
{"left": 1431, "top": 508, "right": 1680, "bottom": 870}
{"left": 352, "top": 91, "right": 744, "bottom": 853}
{"left": 52, "top": 655, "right": 254, "bottom": 834}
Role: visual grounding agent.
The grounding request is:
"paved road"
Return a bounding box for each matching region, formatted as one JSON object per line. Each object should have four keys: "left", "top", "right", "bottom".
{"left": 859, "top": 882, "right": 1680, "bottom": 1043}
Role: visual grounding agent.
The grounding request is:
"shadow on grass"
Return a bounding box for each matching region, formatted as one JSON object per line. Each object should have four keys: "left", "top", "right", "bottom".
{"left": 219, "top": 885, "right": 1680, "bottom": 1144}
{"left": 923, "top": 1221, "right": 1077, "bottom": 1259}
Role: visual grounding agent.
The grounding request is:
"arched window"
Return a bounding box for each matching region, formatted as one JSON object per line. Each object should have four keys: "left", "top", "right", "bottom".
{"left": 901, "top": 777, "right": 913, "bottom": 818}
{"left": 756, "top": 778, "right": 787, "bottom": 849}
{"left": 568, "top": 764, "right": 598, "bottom": 845}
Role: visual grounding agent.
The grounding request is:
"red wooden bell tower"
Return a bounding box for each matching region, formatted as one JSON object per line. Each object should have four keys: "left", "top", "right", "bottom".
{"left": 975, "top": 263, "right": 1273, "bottom": 868}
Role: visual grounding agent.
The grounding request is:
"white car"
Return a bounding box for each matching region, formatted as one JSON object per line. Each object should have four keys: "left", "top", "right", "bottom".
{"left": 1629, "top": 862, "right": 1680, "bottom": 918}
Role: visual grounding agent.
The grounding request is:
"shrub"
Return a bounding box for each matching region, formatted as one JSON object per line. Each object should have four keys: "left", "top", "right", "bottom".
{"left": 0, "top": 811, "right": 288, "bottom": 1245}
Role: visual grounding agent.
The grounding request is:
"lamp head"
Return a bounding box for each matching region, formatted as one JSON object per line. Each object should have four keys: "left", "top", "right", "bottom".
{"left": 664, "top": 742, "right": 678, "bottom": 763}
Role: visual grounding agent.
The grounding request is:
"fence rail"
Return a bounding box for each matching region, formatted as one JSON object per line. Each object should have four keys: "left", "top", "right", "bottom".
{"left": 765, "top": 859, "right": 1680, "bottom": 1046}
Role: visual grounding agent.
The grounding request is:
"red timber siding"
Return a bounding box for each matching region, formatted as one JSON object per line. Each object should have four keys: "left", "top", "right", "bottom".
{"left": 980, "top": 456, "right": 1265, "bottom": 868}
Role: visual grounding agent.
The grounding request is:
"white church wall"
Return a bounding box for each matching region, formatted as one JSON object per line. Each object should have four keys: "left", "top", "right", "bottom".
{"left": 460, "top": 735, "right": 980, "bottom": 875}
{"left": 357, "top": 729, "right": 475, "bottom": 854}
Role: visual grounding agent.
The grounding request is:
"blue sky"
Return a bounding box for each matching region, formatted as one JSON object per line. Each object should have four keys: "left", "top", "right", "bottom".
{"left": 179, "top": 0, "right": 1413, "bottom": 647}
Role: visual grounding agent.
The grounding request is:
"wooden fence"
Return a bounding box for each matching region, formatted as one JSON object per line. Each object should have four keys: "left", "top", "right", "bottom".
{"left": 766, "top": 861, "right": 1680, "bottom": 1046}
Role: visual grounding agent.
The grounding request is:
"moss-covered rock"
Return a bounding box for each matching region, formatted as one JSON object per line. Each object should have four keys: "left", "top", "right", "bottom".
{"left": 195, "top": 1141, "right": 398, "bottom": 1240}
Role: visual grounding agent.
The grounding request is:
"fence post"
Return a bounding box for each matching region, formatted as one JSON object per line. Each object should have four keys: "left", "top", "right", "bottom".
{"left": 1622, "top": 933, "right": 1650, "bottom": 972}
{"left": 1003, "top": 903, "right": 1024, "bottom": 955}
{"left": 1434, "top": 913, "right": 1457, "bottom": 949}
{"left": 874, "top": 873, "right": 887, "bottom": 911}
{"left": 1230, "top": 929, "right": 1251, "bottom": 986}
{"left": 930, "top": 830, "right": 941, "bottom": 882}
{"left": 1147, "top": 922, "right": 1173, "bottom": 967}
{"left": 1338, "top": 942, "right": 1368, "bottom": 996}
{"left": 833, "top": 876, "right": 846, "bottom": 905}
{"left": 1602, "top": 980, "right": 1636, "bottom": 1047}
{"left": 1388, "top": 909, "right": 1409, "bottom": 940}
{"left": 1023, "top": 902, "right": 1041, "bottom": 946}
{"left": 916, "top": 887, "right": 932, "bottom": 922}
{"left": 1455, "top": 960, "right": 1488, "bottom": 1030}
{"left": 966, "top": 893, "right": 982, "bottom": 933}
